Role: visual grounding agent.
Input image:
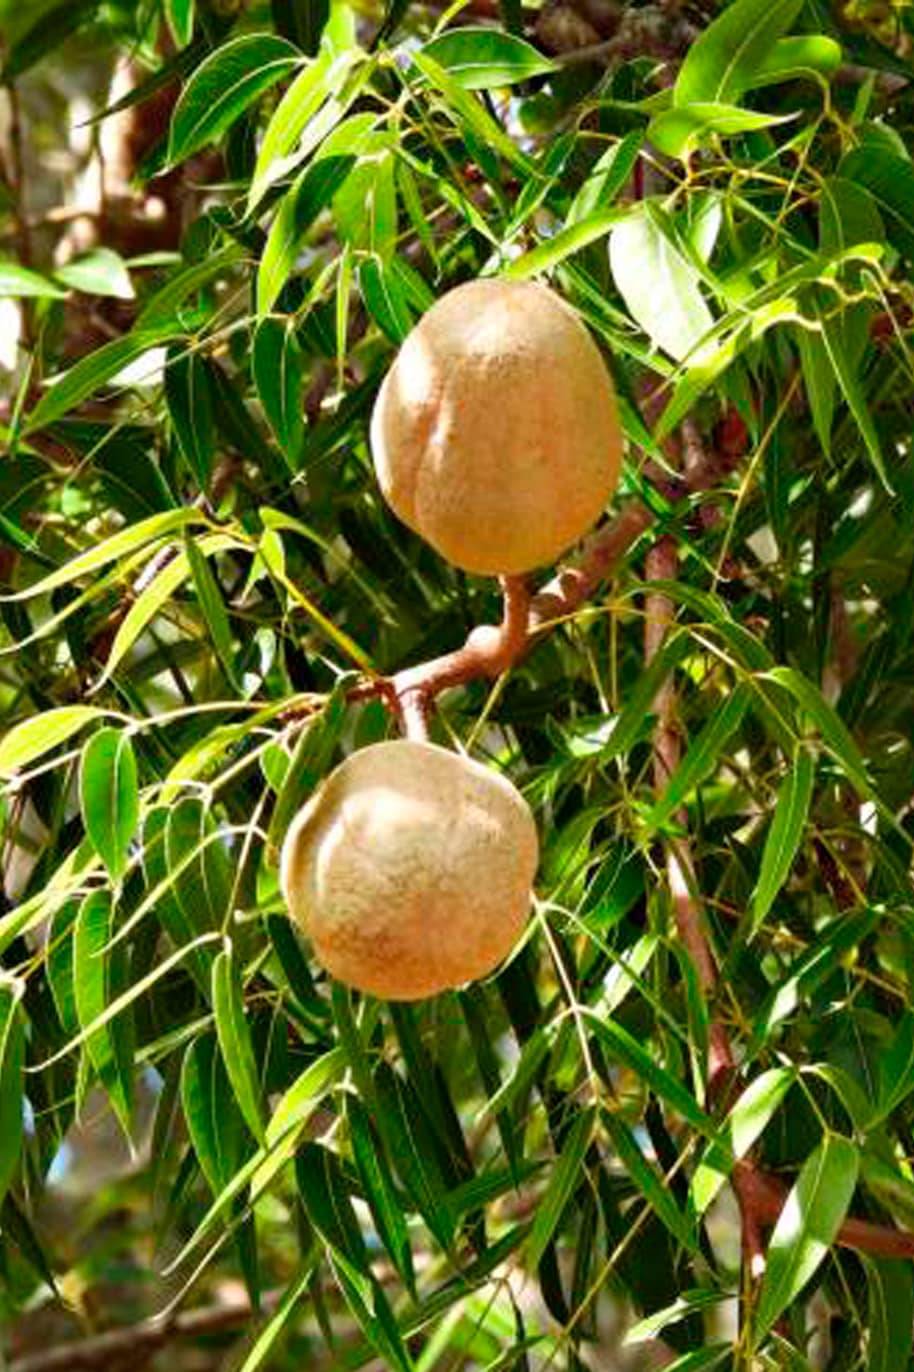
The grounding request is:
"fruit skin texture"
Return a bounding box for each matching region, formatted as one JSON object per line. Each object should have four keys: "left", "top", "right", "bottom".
{"left": 370, "top": 278, "right": 622, "bottom": 576}
{"left": 279, "top": 740, "right": 539, "bottom": 1000}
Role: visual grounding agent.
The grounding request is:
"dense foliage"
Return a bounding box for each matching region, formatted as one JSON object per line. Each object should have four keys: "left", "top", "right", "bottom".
{"left": 2, "top": 0, "right": 914, "bottom": 1367}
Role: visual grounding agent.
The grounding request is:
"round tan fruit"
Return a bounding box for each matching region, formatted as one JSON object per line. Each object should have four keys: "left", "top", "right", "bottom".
{"left": 279, "top": 739, "right": 538, "bottom": 1000}
{"left": 370, "top": 277, "right": 622, "bottom": 576}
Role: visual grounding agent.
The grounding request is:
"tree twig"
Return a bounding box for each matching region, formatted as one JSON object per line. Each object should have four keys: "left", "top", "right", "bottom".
{"left": 8, "top": 1293, "right": 274, "bottom": 1372}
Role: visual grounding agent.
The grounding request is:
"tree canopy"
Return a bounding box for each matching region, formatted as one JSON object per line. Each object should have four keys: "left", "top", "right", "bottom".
{"left": 1, "top": 0, "right": 914, "bottom": 1368}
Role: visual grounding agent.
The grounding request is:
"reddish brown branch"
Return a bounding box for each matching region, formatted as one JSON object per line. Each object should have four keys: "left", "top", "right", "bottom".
{"left": 8, "top": 1293, "right": 273, "bottom": 1372}
{"left": 644, "top": 533, "right": 734, "bottom": 1094}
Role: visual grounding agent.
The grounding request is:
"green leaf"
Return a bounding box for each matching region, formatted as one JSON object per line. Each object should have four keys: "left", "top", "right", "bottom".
{"left": 2, "top": 0, "right": 99, "bottom": 80}
{"left": 0, "top": 981, "right": 25, "bottom": 1210}
{"left": 840, "top": 148, "right": 914, "bottom": 262}
{"left": 165, "top": 0, "right": 195, "bottom": 47}
{"left": 143, "top": 808, "right": 215, "bottom": 995}
{"left": 168, "top": 34, "right": 301, "bottom": 164}
{"left": 212, "top": 944, "right": 266, "bottom": 1143}
{"left": 347, "top": 1093, "right": 416, "bottom": 1295}
{"left": 609, "top": 206, "right": 714, "bottom": 361}
{"left": 295, "top": 1141, "right": 367, "bottom": 1265}
{"left": 252, "top": 317, "right": 305, "bottom": 467}
{"left": 567, "top": 130, "right": 642, "bottom": 225}
{"left": 746, "top": 34, "right": 842, "bottom": 88}
{"left": 185, "top": 535, "right": 238, "bottom": 688}
{"left": 505, "top": 207, "right": 625, "bottom": 280}
{"left": 624, "top": 1290, "right": 730, "bottom": 1346}
{"left": 165, "top": 794, "right": 233, "bottom": 934}
{"left": 0, "top": 261, "right": 67, "bottom": 300}
{"left": 164, "top": 347, "right": 216, "bottom": 490}
{"left": 647, "top": 682, "right": 751, "bottom": 832}
{"left": 79, "top": 727, "right": 139, "bottom": 880}
{"left": 820, "top": 311, "right": 890, "bottom": 492}
{"left": 649, "top": 104, "right": 793, "bottom": 161}
{"left": 247, "top": 48, "right": 335, "bottom": 209}
{"left": 257, "top": 155, "right": 356, "bottom": 314}
{"left": 690, "top": 1068, "right": 794, "bottom": 1214}
{"left": 358, "top": 255, "right": 414, "bottom": 342}
{"left": 601, "top": 630, "right": 691, "bottom": 762}
{"left": 527, "top": 1106, "right": 594, "bottom": 1270}
{"left": 751, "top": 749, "right": 815, "bottom": 934}
{"left": 754, "top": 1134, "right": 859, "bottom": 1342}
{"left": 409, "top": 49, "right": 533, "bottom": 179}
{"left": 237, "top": 1266, "right": 314, "bottom": 1372}
{"left": 374, "top": 1062, "right": 455, "bottom": 1251}
{"left": 181, "top": 1033, "right": 248, "bottom": 1193}
{"left": 602, "top": 1108, "right": 699, "bottom": 1252}
{"left": 584, "top": 1012, "right": 714, "bottom": 1138}
{"left": 24, "top": 330, "right": 175, "bottom": 435}
{"left": 674, "top": 0, "right": 803, "bottom": 107}
{"left": 73, "top": 890, "right": 133, "bottom": 1139}
{"left": 0, "top": 508, "right": 197, "bottom": 601}
{"left": 874, "top": 1012, "right": 914, "bottom": 1124}
{"left": 416, "top": 28, "right": 556, "bottom": 89}
{"left": 54, "top": 248, "right": 134, "bottom": 300}
{"left": 864, "top": 1256, "right": 914, "bottom": 1372}
{"left": 764, "top": 666, "right": 873, "bottom": 799}
{"left": 0, "top": 706, "right": 103, "bottom": 776}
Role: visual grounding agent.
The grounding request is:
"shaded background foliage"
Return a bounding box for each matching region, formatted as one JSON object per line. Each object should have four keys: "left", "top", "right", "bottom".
{"left": 1, "top": 0, "right": 914, "bottom": 1368}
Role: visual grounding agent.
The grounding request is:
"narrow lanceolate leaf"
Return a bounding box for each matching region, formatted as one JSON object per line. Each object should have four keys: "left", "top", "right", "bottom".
{"left": 374, "top": 1063, "right": 455, "bottom": 1251}
{"left": 527, "top": 1107, "right": 595, "bottom": 1271}
{"left": 583, "top": 1012, "right": 714, "bottom": 1138}
{"left": 416, "top": 28, "right": 555, "bottom": 89}
{"left": 357, "top": 255, "right": 414, "bottom": 343}
{"left": 248, "top": 48, "right": 334, "bottom": 209}
{"left": 165, "top": 795, "right": 233, "bottom": 934}
{"left": 648, "top": 104, "right": 793, "bottom": 161}
{"left": 24, "top": 329, "right": 176, "bottom": 435}
{"left": 674, "top": 0, "right": 804, "bottom": 107}
{"left": 181, "top": 1033, "right": 248, "bottom": 1193}
{"left": 237, "top": 1265, "right": 314, "bottom": 1372}
{"left": 165, "top": 347, "right": 215, "bottom": 490}
{"left": 0, "top": 508, "right": 197, "bottom": 602}
{"left": 165, "top": 0, "right": 195, "bottom": 47}
{"left": 820, "top": 312, "right": 891, "bottom": 493}
{"left": 167, "top": 35, "right": 301, "bottom": 164}
{"left": 0, "top": 261, "right": 67, "bottom": 300}
{"left": 840, "top": 148, "right": 914, "bottom": 263}
{"left": 185, "top": 536, "right": 238, "bottom": 688}
{"left": 73, "top": 890, "right": 133, "bottom": 1139}
{"left": 691, "top": 1068, "right": 794, "bottom": 1214}
{"left": 295, "top": 1142, "right": 367, "bottom": 1266}
{"left": 864, "top": 1256, "right": 914, "bottom": 1372}
{"left": 648, "top": 683, "right": 751, "bottom": 832}
{"left": 609, "top": 206, "right": 713, "bottom": 362}
{"left": 252, "top": 318, "right": 305, "bottom": 467}
{"left": 54, "top": 248, "right": 134, "bottom": 300}
{"left": 751, "top": 749, "right": 815, "bottom": 934}
{"left": 754, "top": 1134, "right": 859, "bottom": 1343}
{"left": 874, "top": 1012, "right": 914, "bottom": 1124}
{"left": 330, "top": 1251, "right": 415, "bottom": 1372}
{"left": 602, "top": 1109, "right": 699, "bottom": 1253}
{"left": 257, "top": 155, "right": 356, "bottom": 314}
{"left": 0, "top": 707, "right": 103, "bottom": 776}
{"left": 212, "top": 945, "right": 266, "bottom": 1143}
{"left": 765, "top": 667, "right": 873, "bottom": 800}
{"left": 79, "top": 727, "right": 139, "bottom": 880}
{"left": 347, "top": 1094, "right": 416, "bottom": 1295}
{"left": 0, "top": 981, "right": 25, "bottom": 1209}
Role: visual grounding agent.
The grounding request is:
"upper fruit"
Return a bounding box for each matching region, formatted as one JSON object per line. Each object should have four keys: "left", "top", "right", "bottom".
{"left": 370, "top": 278, "right": 623, "bottom": 576}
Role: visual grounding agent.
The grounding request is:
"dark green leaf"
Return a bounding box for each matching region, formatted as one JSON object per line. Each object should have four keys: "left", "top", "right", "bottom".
{"left": 168, "top": 35, "right": 301, "bottom": 164}
{"left": 79, "top": 726, "right": 139, "bottom": 880}
{"left": 754, "top": 1134, "right": 859, "bottom": 1342}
